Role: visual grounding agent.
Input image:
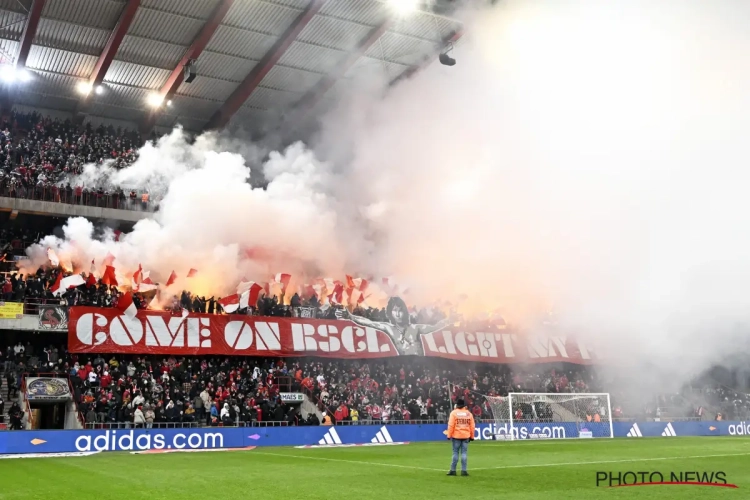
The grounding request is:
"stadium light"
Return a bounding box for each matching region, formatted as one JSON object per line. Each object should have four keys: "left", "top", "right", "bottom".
{"left": 77, "top": 81, "right": 93, "bottom": 95}
{"left": 388, "top": 0, "right": 419, "bottom": 16}
{"left": 166, "top": 99, "right": 172, "bottom": 107}
{"left": 0, "top": 65, "right": 32, "bottom": 83}
{"left": 147, "top": 92, "right": 164, "bottom": 107}
{"left": 94, "top": 84, "right": 104, "bottom": 95}
{"left": 16, "top": 68, "right": 31, "bottom": 82}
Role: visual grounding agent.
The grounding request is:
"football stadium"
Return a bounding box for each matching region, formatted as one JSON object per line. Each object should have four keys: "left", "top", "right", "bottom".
{"left": 1, "top": 0, "right": 750, "bottom": 498}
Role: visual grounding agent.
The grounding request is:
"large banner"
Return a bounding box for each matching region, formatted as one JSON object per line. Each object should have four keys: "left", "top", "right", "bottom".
{"left": 25, "top": 377, "right": 72, "bottom": 402}
{"left": 0, "top": 301, "right": 23, "bottom": 319}
{"left": 38, "top": 306, "right": 68, "bottom": 330}
{"left": 68, "top": 306, "right": 596, "bottom": 364}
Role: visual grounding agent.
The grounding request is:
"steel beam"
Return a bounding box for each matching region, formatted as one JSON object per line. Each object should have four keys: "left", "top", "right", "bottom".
{"left": 141, "top": 0, "right": 235, "bottom": 133}
{"left": 88, "top": 0, "right": 140, "bottom": 88}
{"left": 203, "top": 0, "right": 325, "bottom": 131}
{"left": 15, "top": 0, "right": 46, "bottom": 68}
{"left": 291, "top": 19, "right": 392, "bottom": 115}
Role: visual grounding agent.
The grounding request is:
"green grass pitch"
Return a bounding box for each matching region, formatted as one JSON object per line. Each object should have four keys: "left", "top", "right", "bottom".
{"left": 2, "top": 437, "right": 750, "bottom": 499}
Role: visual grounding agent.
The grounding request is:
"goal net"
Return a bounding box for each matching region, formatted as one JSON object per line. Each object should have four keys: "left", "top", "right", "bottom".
{"left": 484, "top": 393, "right": 613, "bottom": 440}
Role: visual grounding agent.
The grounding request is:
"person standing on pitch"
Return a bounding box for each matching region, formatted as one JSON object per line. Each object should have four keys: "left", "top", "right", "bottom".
{"left": 446, "top": 398, "right": 475, "bottom": 476}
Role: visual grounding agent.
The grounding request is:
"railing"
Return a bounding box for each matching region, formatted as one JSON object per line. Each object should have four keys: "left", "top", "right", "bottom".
{"left": 81, "top": 418, "right": 451, "bottom": 430}
{"left": 85, "top": 422, "right": 202, "bottom": 430}
{"left": 276, "top": 376, "right": 292, "bottom": 393}
{"left": 19, "top": 376, "right": 31, "bottom": 429}
{"left": 612, "top": 416, "right": 701, "bottom": 422}
{"left": 21, "top": 299, "right": 63, "bottom": 316}
{"left": 0, "top": 184, "right": 155, "bottom": 213}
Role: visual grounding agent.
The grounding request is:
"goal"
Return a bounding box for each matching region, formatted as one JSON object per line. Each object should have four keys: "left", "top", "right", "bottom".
{"left": 484, "top": 393, "right": 613, "bottom": 440}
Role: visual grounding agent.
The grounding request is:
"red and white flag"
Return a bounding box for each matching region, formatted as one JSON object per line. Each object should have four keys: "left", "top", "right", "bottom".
{"left": 138, "top": 277, "right": 157, "bottom": 292}
{"left": 86, "top": 273, "right": 96, "bottom": 287}
{"left": 102, "top": 265, "right": 118, "bottom": 286}
{"left": 166, "top": 271, "right": 177, "bottom": 287}
{"left": 47, "top": 248, "right": 60, "bottom": 267}
{"left": 90, "top": 259, "right": 96, "bottom": 275}
{"left": 187, "top": 268, "right": 198, "bottom": 278}
{"left": 246, "top": 282, "right": 263, "bottom": 308}
{"left": 116, "top": 292, "right": 138, "bottom": 319}
{"left": 52, "top": 274, "right": 85, "bottom": 296}
{"left": 329, "top": 281, "right": 344, "bottom": 304}
{"left": 132, "top": 264, "right": 143, "bottom": 287}
{"left": 348, "top": 288, "right": 363, "bottom": 306}
{"left": 218, "top": 294, "right": 240, "bottom": 313}
{"left": 49, "top": 273, "right": 62, "bottom": 294}
{"left": 236, "top": 280, "right": 253, "bottom": 295}
{"left": 274, "top": 273, "right": 291, "bottom": 294}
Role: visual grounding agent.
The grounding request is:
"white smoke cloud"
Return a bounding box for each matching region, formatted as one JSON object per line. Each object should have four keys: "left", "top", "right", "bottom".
{"left": 25, "top": 132, "right": 349, "bottom": 298}
{"left": 315, "top": 0, "right": 750, "bottom": 388}
{"left": 24, "top": 0, "right": 750, "bottom": 390}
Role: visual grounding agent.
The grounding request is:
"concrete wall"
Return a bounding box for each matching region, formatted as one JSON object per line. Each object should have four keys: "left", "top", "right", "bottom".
{"left": 0, "top": 197, "right": 152, "bottom": 223}
{"left": 0, "top": 314, "right": 42, "bottom": 331}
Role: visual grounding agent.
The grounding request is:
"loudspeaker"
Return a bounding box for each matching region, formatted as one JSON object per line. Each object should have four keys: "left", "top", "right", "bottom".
{"left": 439, "top": 53, "right": 456, "bottom": 66}
{"left": 184, "top": 60, "right": 197, "bottom": 83}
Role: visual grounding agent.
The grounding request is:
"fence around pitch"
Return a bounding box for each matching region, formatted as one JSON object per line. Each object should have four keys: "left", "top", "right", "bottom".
{"left": 0, "top": 184, "right": 155, "bottom": 212}
{"left": 70, "top": 416, "right": 704, "bottom": 431}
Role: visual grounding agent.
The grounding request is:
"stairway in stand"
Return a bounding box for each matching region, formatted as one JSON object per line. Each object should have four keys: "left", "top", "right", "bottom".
{"left": 1, "top": 376, "right": 14, "bottom": 428}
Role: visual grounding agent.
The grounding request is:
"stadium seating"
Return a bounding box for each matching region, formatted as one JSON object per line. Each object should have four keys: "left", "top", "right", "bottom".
{"left": 0, "top": 111, "right": 151, "bottom": 211}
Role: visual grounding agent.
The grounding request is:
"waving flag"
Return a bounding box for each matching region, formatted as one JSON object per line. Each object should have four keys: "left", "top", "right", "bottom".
{"left": 330, "top": 282, "right": 344, "bottom": 304}
{"left": 236, "top": 280, "right": 253, "bottom": 294}
{"left": 49, "top": 273, "right": 62, "bottom": 294}
{"left": 246, "top": 283, "right": 263, "bottom": 308}
{"left": 102, "top": 265, "right": 118, "bottom": 286}
{"left": 138, "top": 277, "right": 157, "bottom": 292}
{"left": 274, "top": 273, "right": 292, "bottom": 294}
{"left": 52, "top": 274, "right": 85, "bottom": 296}
{"left": 218, "top": 294, "right": 240, "bottom": 313}
{"left": 187, "top": 268, "right": 198, "bottom": 278}
{"left": 116, "top": 291, "right": 138, "bottom": 319}
{"left": 132, "top": 264, "right": 143, "bottom": 287}
{"left": 166, "top": 270, "right": 177, "bottom": 287}
{"left": 47, "top": 248, "right": 60, "bottom": 267}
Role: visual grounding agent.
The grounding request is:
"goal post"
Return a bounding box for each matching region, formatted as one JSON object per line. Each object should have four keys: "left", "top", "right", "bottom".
{"left": 484, "top": 393, "right": 613, "bottom": 440}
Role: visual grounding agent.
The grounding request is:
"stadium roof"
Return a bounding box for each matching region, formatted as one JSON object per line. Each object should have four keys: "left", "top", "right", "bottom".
{"left": 0, "top": 0, "right": 462, "bottom": 136}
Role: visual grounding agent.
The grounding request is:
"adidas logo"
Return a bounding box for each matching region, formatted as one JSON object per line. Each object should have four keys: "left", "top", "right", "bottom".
{"left": 318, "top": 428, "right": 342, "bottom": 445}
{"left": 626, "top": 423, "right": 642, "bottom": 437}
{"left": 371, "top": 426, "right": 393, "bottom": 444}
{"left": 661, "top": 423, "right": 677, "bottom": 437}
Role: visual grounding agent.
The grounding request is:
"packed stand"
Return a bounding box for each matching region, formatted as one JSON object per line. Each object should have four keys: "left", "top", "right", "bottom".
{"left": 2, "top": 334, "right": 613, "bottom": 430}
{"left": 0, "top": 111, "right": 153, "bottom": 211}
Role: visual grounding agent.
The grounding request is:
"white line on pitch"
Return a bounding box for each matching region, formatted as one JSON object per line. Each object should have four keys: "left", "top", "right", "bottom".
{"left": 471, "top": 452, "right": 750, "bottom": 471}
{"left": 251, "top": 451, "right": 444, "bottom": 471}
{"left": 252, "top": 450, "right": 750, "bottom": 473}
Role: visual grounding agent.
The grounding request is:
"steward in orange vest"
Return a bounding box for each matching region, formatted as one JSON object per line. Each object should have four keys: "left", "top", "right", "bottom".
{"left": 446, "top": 398, "right": 475, "bottom": 476}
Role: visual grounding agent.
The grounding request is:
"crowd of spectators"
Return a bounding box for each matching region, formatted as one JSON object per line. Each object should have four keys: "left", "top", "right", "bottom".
{"left": 2, "top": 335, "right": 607, "bottom": 430}
{"left": 0, "top": 111, "right": 152, "bottom": 210}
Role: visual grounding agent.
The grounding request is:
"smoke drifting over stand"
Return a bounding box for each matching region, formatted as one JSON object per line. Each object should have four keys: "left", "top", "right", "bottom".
{"left": 25, "top": 0, "right": 750, "bottom": 388}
